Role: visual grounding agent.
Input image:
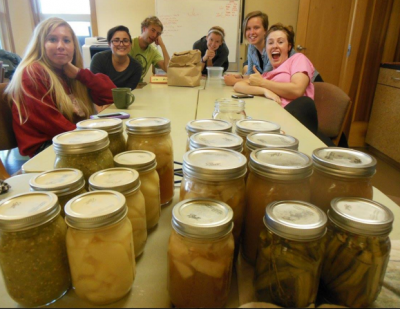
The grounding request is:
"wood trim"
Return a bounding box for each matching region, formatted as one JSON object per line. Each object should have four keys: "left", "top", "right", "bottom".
{"left": 0, "top": 0, "right": 15, "bottom": 52}
{"left": 381, "top": 0, "right": 400, "bottom": 62}
{"left": 29, "top": 0, "right": 41, "bottom": 27}
{"left": 89, "top": 0, "right": 98, "bottom": 37}
{"left": 295, "top": 0, "right": 310, "bottom": 52}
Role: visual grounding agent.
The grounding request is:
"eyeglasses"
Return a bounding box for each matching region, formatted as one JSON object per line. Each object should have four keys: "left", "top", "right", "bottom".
{"left": 111, "top": 39, "right": 131, "bottom": 46}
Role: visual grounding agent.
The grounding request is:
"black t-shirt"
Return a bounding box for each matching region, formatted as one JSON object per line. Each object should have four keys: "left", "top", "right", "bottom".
{"left": 193, "top": 36, "right": 229, "bottom": 75}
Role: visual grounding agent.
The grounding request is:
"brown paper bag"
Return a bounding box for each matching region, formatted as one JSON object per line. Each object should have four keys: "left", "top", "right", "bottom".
{"left": 167, "top": 50, "right": 202, "bottom": 87}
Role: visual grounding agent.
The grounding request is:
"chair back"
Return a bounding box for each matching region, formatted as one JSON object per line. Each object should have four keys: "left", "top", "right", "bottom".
{"left": 0, "top": 83, "right": 18, "bottom": 151}
{"left": 313, "top": 82, "right": 352, "bottom": 145}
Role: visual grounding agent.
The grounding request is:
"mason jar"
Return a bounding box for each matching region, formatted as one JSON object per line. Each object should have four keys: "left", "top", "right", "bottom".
{"left": 185, "top": 119, "right": 232, "bottom": 151}
{"left": 114, "top": 150, "right": 160, "bottom": 229}
{"left": 168, "top": 198, "right": 235, "bottom": 308}
{"left": 320, "top": 197, "right": 393, "bottom": 308}
{"left": 212, "top": 98, "right": 247, "bottom": 131}
{"left": 235, "top": 119, "right": 281, "bottom": 146}
{"left": 310, "top": 147, "right": 377, "bottom": 213}
{"left": 64, "top": 191, "right": 135, "bottom": 305}
{"left": 0, "top": 192, "right": 71, "bottom": 307}
{"left": 29, "top": 168, "right": 86, "bottom": 217}
{"left": 89, "top": 167, "right": 147, "bottom": 257}
{"left": 189, "top": 131, "right": 243, "bottom": 152}
{"left": 243, "top": 148, "right": 313, "bottom": 264}
{"left": 77, "top": 118, "right": 126, "bottom": 156}
{"left": 53, "top": 129, "right": 114, "bottom": 188}
{"left": 126, "top": 117, "right": 174, "bottom": 206}
{"left": 254, "top": 200, "right": 327, "bottom": 308}
{"left": 180, "top": 148, "right": 247, "bottom": 254}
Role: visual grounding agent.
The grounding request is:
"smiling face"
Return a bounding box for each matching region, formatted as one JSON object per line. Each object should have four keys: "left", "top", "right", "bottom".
{"left": 110, "top": 30, "right": 131, "bottom": 57}
{"left": 266, "top": 30, "right": 292, "bottom": 69}
{"left": 141, "top": 24, "right": 162, "bottom": 45}
{"left": 206, "top": 32, "right": 223, "bottom": 51}
{"left": 245, "top": 17, "right": 267, "bottom": 48}
{"left": 44, "top": 25, "right": 75, "bottom": 69}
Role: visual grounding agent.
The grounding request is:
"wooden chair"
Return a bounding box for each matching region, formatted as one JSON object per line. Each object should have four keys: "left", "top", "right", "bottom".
{"left": 313, "top": 82, "right": 352, "bottom": 146}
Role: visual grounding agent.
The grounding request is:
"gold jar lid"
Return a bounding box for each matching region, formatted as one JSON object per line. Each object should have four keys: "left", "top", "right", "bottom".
{"left": 126, "top": 117, "right": 171, "bottom": 135}
{"left": 189, "top": 131, "right": 243, "bottom": 152}
{"left": 246, "top": 132, "right": 299, "bottom": 151}
{"left": 235, "top": 119, "right": 281, "bottom": 136}
{"left": 89, "top": 168, "right": 140, "bottom": 195}
{"left": 185, "top": 119, "right": 232, "bottom": 134}
{"left": 76, "top": 118, "right": 123, "bottom": 134}
{"left": 113, "top": 150, "right": 157, "bottom": 172}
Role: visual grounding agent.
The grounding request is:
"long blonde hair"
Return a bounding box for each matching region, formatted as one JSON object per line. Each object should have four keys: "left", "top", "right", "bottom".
{"left": 5, "top": 17, "right": 95, "bottom": 124}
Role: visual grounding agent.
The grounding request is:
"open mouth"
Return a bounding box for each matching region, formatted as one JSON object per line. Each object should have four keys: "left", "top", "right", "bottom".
{"left": 272, "top": 52, "right": 280, "bottom": 60}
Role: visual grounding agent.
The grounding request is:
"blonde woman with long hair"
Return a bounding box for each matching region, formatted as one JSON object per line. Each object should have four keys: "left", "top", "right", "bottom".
{"left": 6, "top": 17, "right": 115, "bottom": 157}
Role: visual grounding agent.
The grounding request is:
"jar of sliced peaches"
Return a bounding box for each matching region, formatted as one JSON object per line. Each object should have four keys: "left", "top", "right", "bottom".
{"left": 64, "top": 191, "right": 135, "bottom": 305}
{"left": 168, "top": 198, "right": 235, "bottom": 308}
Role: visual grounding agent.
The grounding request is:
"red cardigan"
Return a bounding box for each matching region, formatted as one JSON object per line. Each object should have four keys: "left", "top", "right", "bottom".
{"left": 12, "top": 63, "right": 116, "bottom": 157}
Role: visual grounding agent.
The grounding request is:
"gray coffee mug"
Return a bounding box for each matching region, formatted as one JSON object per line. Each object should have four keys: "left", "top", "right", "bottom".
{"left": 112, "top": 88, "right": 135, "bottom": 109}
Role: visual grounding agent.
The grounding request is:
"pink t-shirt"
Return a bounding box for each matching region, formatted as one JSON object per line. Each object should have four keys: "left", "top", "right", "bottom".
{"left": 262, "top": 53, "right": 315, "bottom": 107}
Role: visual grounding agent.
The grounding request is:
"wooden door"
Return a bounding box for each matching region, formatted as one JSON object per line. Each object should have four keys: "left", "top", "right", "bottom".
{"left": 296, "top": 0, "right": 353, "bottom": 86}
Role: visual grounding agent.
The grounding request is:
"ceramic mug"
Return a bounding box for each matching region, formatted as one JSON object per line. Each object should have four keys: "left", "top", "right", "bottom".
{"left": 112, "top": 88, "right": 135, "bottom": 109}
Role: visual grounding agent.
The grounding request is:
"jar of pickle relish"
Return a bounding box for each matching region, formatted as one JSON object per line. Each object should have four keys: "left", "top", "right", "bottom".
{"left": 235, "top": 119, "right": 281, "bottom": 145}
{"left": 310, "top": 147, "right": 377, "bottom": 213}
{"left": 29, "top": 168, "right": 86, "bottom": 217}
{"left": 185, "top": 119, "right": 232, "bottom": 151}
{"left": 89, "top": 167, "right": 147, "bottom": 257}
{"left": 126, "top": 117, "right": 174, "bottom": 206}
{"left": 189, "top": 131, "right": 243, "bottom": 152}
{"left": 180, "top": 148, "right": 247, "bottom": 254}
{"left": 168, "top": 198, "right": 234, "bottom": 308}
{"left": 0, "top": 192, "right": 71, "bottom": 307}
{"left": 320, "top": 197, "right": 393, "bottom": 308}
{"left": 114, "top": 150, "right": 160, "bottom": 229}
{"left": 77, "top": 118, "right": 126, "bottom": 156}
{"left": 53, "top": 129, "right": 114, "bottom": 188}
{"left": 64, "top": 191, "right": 135, "bottom": 305}
{"left": 243, "top": 148, "right": 313, "bottom": 264}
{"left": 254, "top": 200, "right": 327, "bottom": 308}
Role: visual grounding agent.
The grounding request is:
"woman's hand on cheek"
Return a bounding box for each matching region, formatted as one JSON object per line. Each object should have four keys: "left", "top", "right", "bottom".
{"left": 248, "top": 66, "right": 264, "bottom": 87}
{"left": 63, "top": 61, "right": 80, "bottom": 79}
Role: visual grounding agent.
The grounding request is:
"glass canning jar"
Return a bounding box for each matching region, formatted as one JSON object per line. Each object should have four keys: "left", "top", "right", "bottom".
{"left": 243, "top": 148, "right": 313, "bottom": 264}
{"left": 29, "top": 168, "right": 86, "bottom": 217}
{"left": 212, "top": 98, "right": 247, "bottom": 131}
{"left": 180, "top": 148, "right": 247, "bottom": 255}
{"left": 114, "top": 150, "right": 160, "bottom": 229}
{"left": 0, "top": 192, "right": 71, "bottom": 307}
{"left": 310, "top": 147, "right": 377, "bottom": 213}
{"left": 168, "top": 198, "right": 234, "bottom": 308}
{"left": 254, "top": 200, "right": 327, "bottom": 308}
{"left": 189, "top": 131, "right": 243, "bottom": 152}
{"left": 126, "top": 117, "right": 174, "bottom": 206}
{"left": 185, "top": 119, "right": 232, "bottom": 151}
{"left": 77, "top": 118, "right": 126, "bottom": 156}
{"left": 89, "top": 167, "right": 147, "bottom": 257}
{"left": 64, "top": 191, "right": 135, "bottom": 305}
{"left": 53, "top": 129, "right": 114, "bottom": 188}
{"left": 235, "top": 119, "right": 281, "bottom": 147}
{"left": 320, "top": 197, "right": 393, "bottom": 308}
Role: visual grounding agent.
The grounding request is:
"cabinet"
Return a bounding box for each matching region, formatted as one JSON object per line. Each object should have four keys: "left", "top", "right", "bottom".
{"left": 366, "top": 65, "right": 400, "bottom": 163}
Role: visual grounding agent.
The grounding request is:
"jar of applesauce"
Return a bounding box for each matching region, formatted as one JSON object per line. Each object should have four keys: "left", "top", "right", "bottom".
{"left": 64, "top": 191, "right": 135, "bottom": 305}
{"left": 189, "top": 131, "right": 243, "bottom": 152}
{"left": 320, "top": 197, "right": 393, "bottom": 308}
{"left": 243, "top": 148, "right": 313, "bottom": 264}
{"left": 185, "top": 119, "right": 232, "bottom": 151}
{"left": 77, "top": 118, "right": 126, "bottom": 156}
{"left": 0, "top": 192, "right": 71, "bottom": 307}
{"left": 180, "top": 148, "right": 247, "bottom": 255}
{"left": 29, "top": 168, "right": 86, "bottom": 217}
{"left": 114, "top": 150, "right": 160, "bottom": 229}
{"left": 89, "top": 167, "right": 147, "bottom": 257}
{"left": 53, "top": 129, "right": 114, "bottom": 188}
{"left": 310, "top": 147, "right": 377, "bottom": 213}
{"left": 254, "top": 200, "right": 327, "bottom": 308}
{"left": 126, "top": 117, "right": 174, "bottom": 206}
{"left": 168, "top": 198, "right": 234, "bottom": 308}
{"left": 235, "top": 119, "right": 281, "bottom": 145}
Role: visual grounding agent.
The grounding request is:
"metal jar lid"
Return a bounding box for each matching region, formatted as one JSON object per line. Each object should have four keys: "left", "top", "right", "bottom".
{"left": 312, "top": 147, "right": 377, "bottom": 178}
{"left": 189, "top": 131, "right": 243, "bottom": 152}
{"left": 246, "top": 132, "right": 299, "bottom": 151}
{"left": 264, "top": 200, "right": 327, "bottom": 241}
{"left": 249, "top": 148, "right": 313, "bottom": 180}
{"left": 89, "top": 168, "right": 140, "bottom": 195}
{"left": 126, "top": 117, "right": 171, "bottom": 135}
{"left": 29, "top": 168, "right": 85, "bottom": 197}
{"left": 53, "top": 129, "right": 110, "bottom": 155}
{"left": 0, "top": 192, "right": 60, "bottom": 232}
{"left": 76, "top": 118, "right": 123, "bottom": 135}
{"left": 172, "top": 198, "right": 234, "bottom": 239}
{"left": 235, "top": 119, "right": 281, "bottom": 137}
{"left": 113, "top": 150, "right": 157, "bottom": 172}
{"left": 64, "top": 190, "right": 128, "bottom": 230}
{"left": 183, "top": 148, "right": 247, "bottom": 181}
{"left": 186, "top": 119, "right": 232, "bottom": 134}
{"left": 328, "top": 197, "right": 394, "bottom": 236}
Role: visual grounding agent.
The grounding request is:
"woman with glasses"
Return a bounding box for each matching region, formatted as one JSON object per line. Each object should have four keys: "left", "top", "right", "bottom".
{"left": 90, "top": 25, "right": 142, "bottom": 90}
{"left": 5, "top": 17, "right": 115, "bottom": 158}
